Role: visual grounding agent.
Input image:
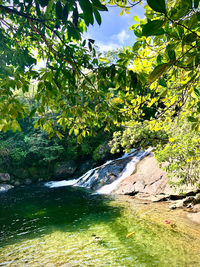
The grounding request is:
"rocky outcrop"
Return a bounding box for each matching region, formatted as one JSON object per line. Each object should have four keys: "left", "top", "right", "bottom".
{"left": 112, "top": 153, "right": 171, "bottom": 196}
{"left": 112, "top": 153, "right": 197, "bottom": 198}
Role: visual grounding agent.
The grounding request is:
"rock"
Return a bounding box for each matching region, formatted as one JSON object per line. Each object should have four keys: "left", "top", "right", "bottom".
{"left": 150, "top": 194, "right": 169, "bottom": 202}
{"left": 194, "top": 193, "right": 200, "bottom": 204}
{"left": 0, "top": 184, "right": 14, "bottom": 192}
{"left": 183, "top": 196, "right": 195, "bottom": 206}
{"left": 76, "top": 157, "right": 132, "bottom": 190}
{"left": 55, "top": 160, "right": 77, "bottom": 178}
{"left": 171, "top": 199, "right": 185, "bottom": 209}
{"left": 0, "top": 173, "right": 10, "bottom": 182}
{"left": 169, "top": 204, "right": 177, "bottom": 210}
{"left": 24, "top": 178, "right": 32, "bottom": 185}
{"left": 14, "top": 180, "right": 21, "bottom": 186}
{"left": 192, "top": 204, "right": 200, "bottom": 212}
{"left": 187, "top": 212, "right": 200, "bottom": 224}
{"left": 77, "top": 160, "right": 94, "bottom": 177}
{"left": 113, "top": 153, "right": 197, "bottom": 199}
{"left": 113, "top": 153, "right": 170, "bottom": 196}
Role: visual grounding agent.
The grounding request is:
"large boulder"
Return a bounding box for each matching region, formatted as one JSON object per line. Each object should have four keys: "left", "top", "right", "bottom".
{"left": 55, "top": 160, "right": 77, "bottom": 178}
{"left": 0, "top": 184, "right": 14, "bottom": 192}
{"left": 113, "top": 153, "right": 197, "bottom": 198}
{"left": 0, "top": 173, "right": 10, "bottom": 182}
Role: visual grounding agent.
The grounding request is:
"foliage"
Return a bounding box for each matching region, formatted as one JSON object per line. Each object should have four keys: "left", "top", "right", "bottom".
{"left": 0, "top": 0, "right": 113, "bottom": 137}
{"left": 1, "top": 0, "right": 200, "bottom": 187}
{"left": 109, "top": 121, "right": 168, "bottom": 153}
{"left": 0, "top": 117, "right": 114, "bottom": 181}
{"left": 103, "top": 0, "right": 200, "bottom": 187}
{"left": 154, "top": 115, "right": 200, "bottom": 187}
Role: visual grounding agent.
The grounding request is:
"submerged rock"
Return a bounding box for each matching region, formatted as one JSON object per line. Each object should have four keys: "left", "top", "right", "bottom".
{"left": 0, "top": 184, "right": 14, "bottom": 192}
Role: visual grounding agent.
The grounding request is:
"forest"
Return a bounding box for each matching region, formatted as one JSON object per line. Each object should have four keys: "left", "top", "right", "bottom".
{"left": 1, "top": 0, "right": 200, "bottom": 188}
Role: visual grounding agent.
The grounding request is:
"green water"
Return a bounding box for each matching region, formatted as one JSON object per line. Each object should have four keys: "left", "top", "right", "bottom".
{"left": 0, "top": 184, "right": 200, "bottom": 266}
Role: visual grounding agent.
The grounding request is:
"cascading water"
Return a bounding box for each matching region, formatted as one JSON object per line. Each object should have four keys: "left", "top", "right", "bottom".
{"left": 97, "top": 150, "right": 150, "bottom": 194}
{"left": 45, "top": 149, "right": 151, "bottom": 194}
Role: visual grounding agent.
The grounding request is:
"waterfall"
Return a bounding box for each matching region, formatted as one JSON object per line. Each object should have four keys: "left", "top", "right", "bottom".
{"left": 45, "top": 149, "right": 150, "bottom": 194}
{"left": 97, "top": 150, "right": 150, "bottom": 194}
{"left": 45, "top": 179, "right": 78, "bottom": 188}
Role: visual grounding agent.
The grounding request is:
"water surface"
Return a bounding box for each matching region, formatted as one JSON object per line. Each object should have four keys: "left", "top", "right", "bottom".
{"left": 0, "top": 184, "right": 200, "bottom": 266}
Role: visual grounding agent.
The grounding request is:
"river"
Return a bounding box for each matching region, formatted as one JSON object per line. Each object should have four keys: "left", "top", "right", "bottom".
{"left": 0, "top": 184, "right": 200, "bottom": 266}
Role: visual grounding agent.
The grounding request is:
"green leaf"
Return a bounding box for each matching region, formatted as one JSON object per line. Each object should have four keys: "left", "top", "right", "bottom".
{"left": 68, "top": 26, "right": 80, "bottom": 40}
{"left": 183, "top": 33, "right": 197, "bottom": 43}
{"left": 168, "top": 50, "right": 176, "bottom": 61}
{"left": 169, "top": 0, "right": 192, "bottom": 20}
{"left": 159, "top": 78, "right": 167, "bottom": 87}
{"left": 56, "top": 1, "right": 62, "bottom": 19}
{"left": 132, "top": 41, "right": 142, "bottom": 52}
{"left": 73, "top": 5, "right": 79, "bottom": 27}
{"left": 160, "top": 89, "right": 167, "bottom": 97}
{"left": 56, "top": 131, "right": 64, "bottom": 139}
{"left": 187, "top": 116, "right": 198, "bottom": 122}
{"left": 142, "top": 19, "right": 165, "bottom": 36}
{"left": 93, "top": 9, "right": 101, "bottom": 25}
{"left": 79, "top": 0, "right": 94, "bottom": 25}
{"left": 194, "top": 0, "right": 200, "bottom": 8}
{"left": 134, "top": 15, "right": 140, "bottom": 22}
{"left": 29, "top": 108, "right": 37, "bottom": 118}
{"left": 39, "top": 0, "right": 49, "bottom": 7}
{"left": 82, "top": 39, "right": 86, "bottom": 46}
{"left": 147, "top": 0, "right": 166, "bottom": 14}
{"left": 88, "top": 41, "right": 92, "bottom": 51}
{"left": 195, "top": 54, "right": 200, "bottom": 66}
{"left": 194, "top": 88, "right": 200, "bottom": 98}
{"left": 88, "top": 39, "right": 95, "bottom": 44}
{"left": 148, "top": 63, "right": 170, "bottom": 83}
{"left": 92, "top": 0, "right": 108, "bottom": 11}
{"left": 63, "top": 4, "right": 69, "bottom": 22}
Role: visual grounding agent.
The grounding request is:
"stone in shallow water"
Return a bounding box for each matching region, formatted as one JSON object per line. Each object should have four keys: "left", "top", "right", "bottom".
{"left": 0, "top": 184, "right": 14, "bottom": 192}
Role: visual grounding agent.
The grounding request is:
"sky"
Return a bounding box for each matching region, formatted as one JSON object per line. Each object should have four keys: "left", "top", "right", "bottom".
{"left": 36, "top": 3, "right": 144, "bottom": 68}
{"left": 86, "top": 3, "right": 145, "bottom": 52}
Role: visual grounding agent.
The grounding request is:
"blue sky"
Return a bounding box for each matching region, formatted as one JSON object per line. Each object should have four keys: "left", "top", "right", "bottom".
{"left": 86, "top": 4, "right": 144, "bottom": 51}
{"left": 36, "top": 4, "right": 144, "bottom": 68}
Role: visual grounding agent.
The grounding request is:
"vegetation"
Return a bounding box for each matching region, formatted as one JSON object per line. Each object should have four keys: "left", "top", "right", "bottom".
{"left": 0, "top": 0, "right": 200, "bottom": 187}
{"left": 0, "top": 118, "right": 115, "bottom": 183}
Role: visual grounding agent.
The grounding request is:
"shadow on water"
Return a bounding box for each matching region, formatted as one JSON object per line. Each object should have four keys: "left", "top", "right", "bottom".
{"left": 0, "top": 184, "right": 122, "bottom": 248}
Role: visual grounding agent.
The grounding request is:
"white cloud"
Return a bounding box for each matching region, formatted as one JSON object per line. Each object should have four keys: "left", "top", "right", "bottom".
{"left": 95, "top": 41, "right": 120, "bottom": 52}
{"left": 112, "top": 29, "right": 130, "bottom": 45}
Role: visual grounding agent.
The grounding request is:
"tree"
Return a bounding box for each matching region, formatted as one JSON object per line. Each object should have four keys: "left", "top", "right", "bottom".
{"left": 1, "top": 0, "right": 200, "bottom": 136}
{"left": 105, "top": 0, "right": 200, "bottom": 187}
{"left": 0, "top": 0, "right": 115, "bottom": 140}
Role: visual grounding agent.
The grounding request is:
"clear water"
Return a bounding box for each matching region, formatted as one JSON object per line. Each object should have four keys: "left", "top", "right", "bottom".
{"left": 0, "top": 185, "right": 200, "bottom": 266}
